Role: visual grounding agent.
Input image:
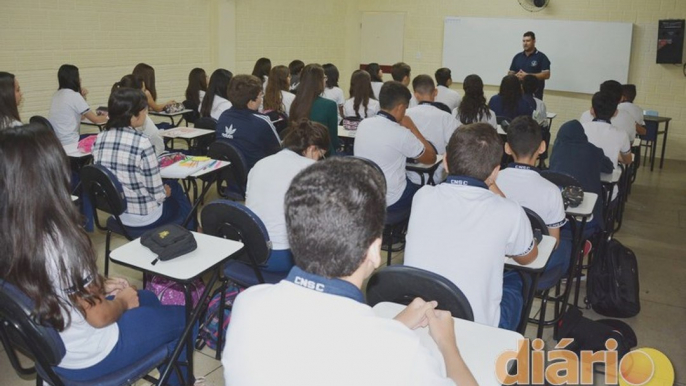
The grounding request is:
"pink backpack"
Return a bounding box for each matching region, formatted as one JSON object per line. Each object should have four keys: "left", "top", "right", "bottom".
{"left": 145, "top": 275, "right": 206, "bottom": 307}
{"left": 77, "top": 135, "right": 97, "bottom": 153}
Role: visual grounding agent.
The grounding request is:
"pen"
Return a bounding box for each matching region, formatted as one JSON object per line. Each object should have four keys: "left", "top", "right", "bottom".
{"left": 151, "top": 257, "right": 159, "bottom": 266}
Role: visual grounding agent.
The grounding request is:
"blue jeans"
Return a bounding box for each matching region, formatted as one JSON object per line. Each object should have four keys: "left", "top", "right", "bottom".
{"left": 55, "top": 290, "right": 195, "bottom": 386}
{"left": 129, "top": 180, "right": 196, "bottom": 231}
{"left": 387, "top": 179, "right": 420, "bottom": 219}
{"left": 499, "top": 270, "right": 523, "bottom": 331}
{"left": 537, "top": 237, "right": 573, "bottom": 290}
{"left": 263, "top": 249, "right": 294, "bottom": 273}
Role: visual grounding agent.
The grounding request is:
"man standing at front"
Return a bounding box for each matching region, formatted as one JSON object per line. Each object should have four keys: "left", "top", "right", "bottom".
{"left": 509, "top": 31, "right": 551, "bottom": 99}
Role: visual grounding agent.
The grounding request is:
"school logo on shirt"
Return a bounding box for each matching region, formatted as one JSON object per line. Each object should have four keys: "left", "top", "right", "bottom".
{"left": 293, "top": 276, "right": 326, "bottom": 292}
{"left": 222, "top": 124, "right": 236, "bottom": 139}
{"left": 531, "top": 60, "right": 538, "bottom": 67}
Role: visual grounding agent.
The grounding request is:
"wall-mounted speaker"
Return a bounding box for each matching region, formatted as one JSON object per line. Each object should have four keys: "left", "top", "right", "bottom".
{"left": 657, "top": 19, "right": 685, "bottom": 64}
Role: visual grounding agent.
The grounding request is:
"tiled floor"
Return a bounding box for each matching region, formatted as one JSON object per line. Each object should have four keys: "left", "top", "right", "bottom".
{"left": 1, "top": 159, "right": 684, "bottom": 386}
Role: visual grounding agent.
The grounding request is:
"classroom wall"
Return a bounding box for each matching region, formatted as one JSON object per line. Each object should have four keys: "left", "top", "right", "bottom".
{"left": 2, "top": 0, "right": 214, "bottom": 123}
{"left": 356, "top": 0, "right": 686, "bottom": 161}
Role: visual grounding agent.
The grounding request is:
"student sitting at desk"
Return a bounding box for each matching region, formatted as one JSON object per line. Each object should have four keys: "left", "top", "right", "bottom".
{"left": 619, "top": 84, "right": 647, "bottom": 136}
{"left": 496, "top": 116, "right": 571, "bottom": 287}
{"left": 132, "top": 63, "right": 175, "bottom": 113}
{"left": 263, "top": 65, "right": 295, "bottom": 118}
{"left": 251, "top": 57, "right": 271, "bottom": 91}
{"left": 0, "top": 71, "right": 23, "bottom": 128}
{"left": 48, "top": 64, "right": 107, "bottom": 145}
{"left": 522, "top": 75, "right": 547, "bottom": 129}
{"left": 111, "top": 74, "right": 164, "bottom": 155}
{"left": 488, "top": 74, "right": 534, "bottom": 122}
{"left": 288, "top": 59, "right": 304, "bottom": 94}
{"left": 404, "top": 123, "right": 538, "bottom": 331}
{"left": 392, "top": 62, "right": 417, "bottom": 108}
{"left": 0, "top": 123, "right": 192, "bottom": 386}
{"left": 354, "top": 81, "right": 436, "bottom": 218}
{"left": 216, "top": 74, "right": 281, "bottom": 172}
{"left": 246, "top": 119, "right": 329, "bottom": 273}
{"left": 93, "top": 88, "right": 194, "bottom": 230}
{"left": 581, "top": 80, "right": 637, "bottom": 142}
{"left": 454, "top": 74, "right": 497, "bottom": 128}
{"left": 581, "top": 91, "right": 632, "bottom": 170}
{"left": 434, "top": 67, "right": 461, "bottom": 112}
{"left": 366, "top": 62, "right": 384, "bottom": 100}
{"left": 199, "top": 69, "right": 233, "bottom": 121}
{"left": 223, "top": 157, "right": 478, "bottom": 386}
{"left": 343, "top": 69, "right": 380, "bottom": 119}
{"left": 322, "top": 63, "right": 345, "bottom": 123}
{"left": 183, "top": 67, "right": 207, "bottom": 122}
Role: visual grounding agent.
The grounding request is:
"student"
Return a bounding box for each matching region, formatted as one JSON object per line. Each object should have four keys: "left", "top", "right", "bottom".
{"left": 404, "top": 123, "right": 538, "bottom": 331}
{"left": 488, "top": 74, "right": 534, "bottom": 121}
{"left": 522, "top": 75, "right": 548, "bottom": 128}
{"left": 619, "top": 84, "right": 646, "bottom": 136}
{"left": 288, "top": 59, "right": 304, "bottom": 93}
{"left": 216, "top": 74, "right": 281, "bottom": 171}
{"left": 289, "top": 64, "right": 339, "bottom": 156}
{"left": 434, "top": 67, "right": 461, "bottom": 111}
{"left": 184, "top": 67, "right": 207, "bottom": 117}
{"left": 245, "top": 119, "right": 329, "bottom": 273}
{"left": 366, "top": 62, "right": 384, "bottom": 100}
{"left": 321, "top": 63, "right": 345, "bottom": 123}
{"left": 223, "top": 157, "right": 478, "bottom": 386}
{"left": 263, "top": 65, "right": 295, "bottom": 116}
{"left": 455, "top": 74, "right": 497, "bottom": 128}
{"left": 392, "top": 62, "right": 417, "bottom": 108}
{"left": 343, "top": 69, "right": 380, "bottom": 119}
{"left": 404, "top": 75, "right": 460, "bottom": 184}
{"left": 581, "top": 91, "right": 632, "bottom": 170}
{"left": 199, "top": 69, "right": 233, "bottom": 120}
{"left": 0, "top": 123, "right": 192, "bottom": 386}
{"left": 93, "top": 88, "right": 194, "bottom": 230}
{"left": 496, "top": 116, "right": 571, "bottom": 287}
{"left": 111, "top": 75, "right": 164, "bottom": 155}
{"left": 251, "top": 57, "right": 271, "bottom": 91}
{"left": 0, "top": 71, "right": 22, "bottom": 128}
{"left": 550, "top": 120, "right": 613, "bottom": 237}
{"left": 48, "top": 64, "right": 107, "bottom": 145}
{"left": 132, "top": 63, "right": 174, "bottom": 113}
{"left": 580, "top": 80, "right": 637, "bottom": 141}
{"left": 354, "top": 81, "right": 436, "bottom": 217}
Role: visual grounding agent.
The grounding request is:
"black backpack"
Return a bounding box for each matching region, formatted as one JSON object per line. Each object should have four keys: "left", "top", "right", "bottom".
{"left": 586, "top": 239, "right": 640, "bottom": 318}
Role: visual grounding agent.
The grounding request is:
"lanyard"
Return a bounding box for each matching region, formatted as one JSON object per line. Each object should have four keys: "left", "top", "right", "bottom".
{"left": 377, "top": 110, "right": 397, "bottom": 123}
{"left": 285, "top": 266, "right": 365, "bottom": 303}
{"left": 508, "top": 162, "right": 540, "bottom": 173}
{"left": 444, "top": 175, "right": 488, "bottom": 190}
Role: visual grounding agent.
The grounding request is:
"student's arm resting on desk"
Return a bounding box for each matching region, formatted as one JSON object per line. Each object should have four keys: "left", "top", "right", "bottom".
{"left": 401, "top": 115, "right": 437, "bottom": 164}
{"left": 507, "top": 206, "right": 539, "bottom": 265}
{"left": 548, "top": 227, "right": 560, "bottom": 249}
{"left": 144, "top": 89, "right": 173, "bottom": 112}
{"left": 635, "top": 122, "right": 647, "bottom": 136}
{"left": 78, "top": 286, "right": 139, "bottom": 328}
{"left": 619, "top": 151, "right": 632, "bottom": 165}
{"left": 82, "top": 110, "right": 107, "bottom": 124}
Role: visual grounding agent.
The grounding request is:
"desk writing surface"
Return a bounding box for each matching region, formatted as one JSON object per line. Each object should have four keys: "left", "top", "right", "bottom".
{"left": 546, "top": 112, "right": 557, "bottom": 119}
{"left": 601, "top": 168, "right": 622, "bottom": 183}
{"left": 338, "top": 125, "right": 356, "bottom": 138}
{"left": 110, "top": 232, "right": 243, "bottom": 281}
{"left": 496, "top": 125, "right": 506, "bottom": 135}
{"left": 643, "top": 115, "right": 671, "bottom": 123}
{"left": 62, "top": 143, "right": 92, "bottom": 158}
{"left": 150, "top": 109, "right": 193, "bottom": 117}
{"left": 505, "top": 235, "right": 555, "bottom": 271}
{"left": 373, "top": 302, "right": 524, "bottom": 386}
{"left": 565, "top": 192, "right": 597, "bottom": 217}
{"left": 161, "top": 127, "right": 214, "bottom": 139}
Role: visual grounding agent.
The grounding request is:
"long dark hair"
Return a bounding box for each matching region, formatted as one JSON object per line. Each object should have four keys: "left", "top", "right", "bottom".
{"left": 111, "top": 74, "right": 144, "bottom": 93}
{"left": 132, "top": 63, "right": 157, "bottom": 101}
{"left": 458, "top": 74, "right": 491, "bottom": 124}
{"left": 200, "top": 69, "right": 233, "bottom": 118}
{"left": 499, "top": 75, "right": 523, "bottom": 117}
{"left": 0, "top": 72, "right": 20, "bottom": 127}
{"left": 289, "top": 64, "right": 325, "bottom": 121}
{"left": 264, "top": 65, "right": 289, "bottom": 113}
{"left": 323, "top": 63, "right": 339, "bottom": 89}
{"left": 349, "top": 70, "right": 373, "bottom": 118}
{"left": 0, "top": 124, "right": 102, "bottom": 331}
{"left": 366, "top": 63, "right": 383, "bottom": 82}
{"left": 106, "top": 88, "right": 148, "bottom": 130}
{"left": 185, "top": 68, "right": 207, "bottom": 108}
{"left": 57, "top": 64, "right": 81, "bottom": 93}
{"left": 251, "top": 58, "right": 271, "bottom": 81}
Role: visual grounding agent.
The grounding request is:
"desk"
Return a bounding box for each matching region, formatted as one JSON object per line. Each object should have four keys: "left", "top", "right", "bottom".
{"left": 62, "top": 143, "right": 92, "bottom": 159}
{"left": 601, "top": 167, "right": 622, "bottom": 183}
{"left": 150, "top": 109, "right": 193, "bottom": 128}
{"left": 643, "top": 115, "right": 671, "bottom": 171}
{"left": 405, "top": 154, "right": 444, "bottom": 185}
{"left": 373, "top": 302, "right": 525, "bottom": 386}
{"left": 161, "top": 127, "right": 215, "bottom": 152}
{"left": 505, "top": 234, "right": 555, "bottom": 334}
{"left": 546, "top": 112, "right": 557, "bottom": 128}
{"left": 110, "top": 232, "right": 244, "bottom": 384}
{"left": 80, "top": 118, "right": 107, "bottom": 132}
{"left": 338, "top": 125, "right": 356, "bottom": 139}
{"left": 565, "top": 193, "right": 597, "bottom": 307}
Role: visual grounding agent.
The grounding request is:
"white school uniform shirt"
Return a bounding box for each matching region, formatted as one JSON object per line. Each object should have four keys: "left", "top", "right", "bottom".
{"left": 354, "top": 114, "right": 425, "bottom": 206}
{"left": 322, "top": 86, "right": 345, "bottom": 122}
{"left": 202, "top": 95, "right": 232, "bottom": 121}
{"left": 409, "top": 95, "right": 419, "bottom": 108}
{"left": 222, "top": 281, "right": 455, "bottom": 386}
{"left": 198, "top": 90, "right": 206, "bottom": 106}
{"left": 280, "top": 90, "right": 296, "bottom": 116}
{"left": 246, "top": 150, "right": 315, "bottom": 251}
{"left": 371, "top": 81, "right": 383, "bottom": 100}
{"left": 404, "top": 182, "right": 534, "bottom": 327}
{"left": 48, "top": 89, "right": 91, "bottom": 145}
{"left": 142, "top": 115, "right": 165, "bottom": 155}
{"left": 533, "top": 97, "right": 548, "bottom": 128}
{"left": 580, "top": 109, "right": 635, "bottom": 142}
{"left": 436, "top": 85, "right": 462, "bottom": 111}
{"left": 496, "top": 165, "right": 567, "bottom": 229}
{"left": 454, "top": 108, "right": 498, "bottom": 129}
{"left": 580, "top": 120, "right": 631, "bottom": 170}
{"left": 343, "top": 97, "right": 380, "bottom": 118}
{"left": 618, "top": 102, "right": 645, "bottom": 126}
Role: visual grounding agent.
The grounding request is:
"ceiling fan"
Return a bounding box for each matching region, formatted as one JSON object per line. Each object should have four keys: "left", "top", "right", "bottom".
{"left": 518, "top": 0, "right": 550, "bottom": 12}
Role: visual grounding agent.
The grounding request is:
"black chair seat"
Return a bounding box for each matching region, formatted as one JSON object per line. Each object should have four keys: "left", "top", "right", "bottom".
{"left": 105, "top": 216, "right": 151, "bottom": 239}
{"left": 223, "top": 260, "right": 288, "bottom": 288}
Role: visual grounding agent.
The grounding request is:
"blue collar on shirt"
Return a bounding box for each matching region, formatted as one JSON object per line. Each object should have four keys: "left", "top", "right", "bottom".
{"left": 377, "top": 110, "right": 397, "bottom": 123}
{"left": 443, "top": 175, "right": 489, "bottom": 190}
{"left": 285, "top": 266, "right": 365, "bottom": 303}
{"left": 508, "top": 162, "right": 540, "bottom": 173}
{"left": 593, "top": 118, "right": 612, "bottom": 124}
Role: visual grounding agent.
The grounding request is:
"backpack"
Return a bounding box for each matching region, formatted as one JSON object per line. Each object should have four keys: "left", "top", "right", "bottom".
{"left": 586, "top": 239, "right": 640, "bottom": 318}
{"left": 195, "top": 285, "right": 243, "bottom": 351}
{"left": 554, "top": 306, "right": 635, "bottom": 358}
{"left": 144, "top": 275, "right": 206, "bottom": 307}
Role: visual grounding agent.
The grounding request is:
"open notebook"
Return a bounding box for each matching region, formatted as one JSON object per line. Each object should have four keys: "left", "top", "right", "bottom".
{"left": 161, "top": 159, "right": 213, "bottom": 179}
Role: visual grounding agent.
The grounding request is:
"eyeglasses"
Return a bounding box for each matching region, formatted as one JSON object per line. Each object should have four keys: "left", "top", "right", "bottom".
{"left": 318, "top": 148, "right": 327, "bottom": 160}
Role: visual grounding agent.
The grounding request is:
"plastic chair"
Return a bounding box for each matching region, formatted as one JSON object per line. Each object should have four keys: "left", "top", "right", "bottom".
{"left": 29, "top": 115, "right": 55, "bottom": 133}
{"left": 207, "top": 141, "right": 248, "bottom": 201}
{"left": 366, "top": 265, "right": 474, "bottom": 321}
{"left": 189, "top": 117, "right": 217, "bottom": 156}
{"left": 0, "top": 280, "right": 176, "bottom": 386}
{"left": 182, "top": 100, "right": 200, "bottom": 124}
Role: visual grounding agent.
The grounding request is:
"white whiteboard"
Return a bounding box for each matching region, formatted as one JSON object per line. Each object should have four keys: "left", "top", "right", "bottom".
{"left": 361, "top": 12, "right": 405, "bottom": 65}
{"left": 442, "top": 17, "right": 633, "bottom": 94}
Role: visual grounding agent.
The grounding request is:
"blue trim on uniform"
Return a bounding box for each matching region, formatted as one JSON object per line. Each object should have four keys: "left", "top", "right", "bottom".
{"left": 592, "top": 118, "right": 612, "bottom": 124}
{"left": 377, "top": 110, "right": 397, "bottom": 123}
{"left": 444, "top": 175, "right": 489, "bottom": 190}
{"left": 507, "top": 162, "right": 540, "bottom": 173}
{"left": 285, "top": 266, "right": 365, "bottom": 304}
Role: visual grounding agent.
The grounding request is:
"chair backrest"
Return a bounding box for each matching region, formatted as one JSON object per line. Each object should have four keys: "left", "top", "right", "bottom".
{"left": 540, "top": 170, "right": 581, "bottom": 189}
{"left": 496, "top": 116, "right": 510, "bottom": 131}
{"left": 262, "top": 110, "right": 289, "bottom": 134}
{"left": 80, "top": 164, "right": 127, "bottom": 215}
{"left": 193, "top": 116, "right": 217, "bottom": 131}
{"left": 182, "top": 100, "right": 201, "bottom": 124}
{"left": 0, "top": 280, "right": 66, "bottom": 386}
{"left": 353, "top": 156, "right": 387, "bottom": 190}
{"left": 29, "top": 115, "right": 55, "bottom": 133}
{"left": 523, "top": 206, "right": 550, "bottom": 236}
{"left": 366, "top": 265, "right": 474, "bottom": 321}
{"left": 208, "top": 141, "right": 249, "bottom": 199}
{"left": 201, "top": 200, "right": 271, "bottom": 267}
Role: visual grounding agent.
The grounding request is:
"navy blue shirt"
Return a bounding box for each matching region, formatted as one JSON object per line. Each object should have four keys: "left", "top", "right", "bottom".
{"left": 509, "top": 49, "right": 551, "bottom": 99}
{"left": 216, "top": 108, "right": 281, "bottom": 171}
{"left": 488, "top": 94, "right": 535, "bottom": 121}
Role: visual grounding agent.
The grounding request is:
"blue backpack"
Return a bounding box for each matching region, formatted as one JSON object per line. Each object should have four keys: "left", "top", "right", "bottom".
{"left": 195, "top": 285, "right": 243, "bottom": 351}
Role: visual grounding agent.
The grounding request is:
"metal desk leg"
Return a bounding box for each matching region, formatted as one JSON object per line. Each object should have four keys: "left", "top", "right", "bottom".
{"left": 659, "top": 121, "right": 669, "bottom": 169}
{"left": 517, "top": 271, "right": 542, "bottom": 335}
